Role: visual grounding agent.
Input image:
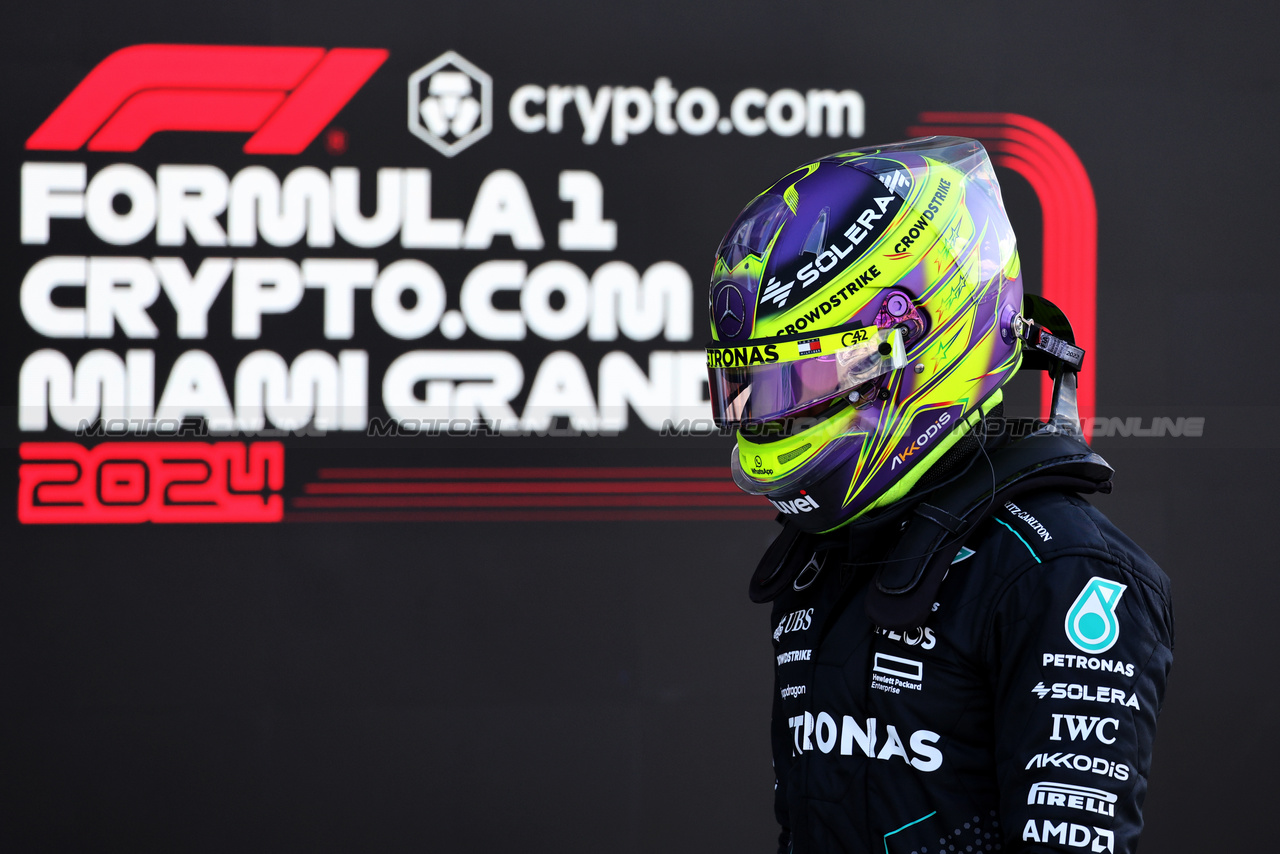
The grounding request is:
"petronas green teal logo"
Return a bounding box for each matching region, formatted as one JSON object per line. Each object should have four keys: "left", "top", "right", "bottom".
{"left": 1065, "top": 577, "right": 1127, "bottom": 654}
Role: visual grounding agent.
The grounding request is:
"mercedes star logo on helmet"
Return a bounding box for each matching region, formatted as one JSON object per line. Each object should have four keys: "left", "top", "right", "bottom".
{"left": 715, "top": 282, "right": 746, "bottom": 338}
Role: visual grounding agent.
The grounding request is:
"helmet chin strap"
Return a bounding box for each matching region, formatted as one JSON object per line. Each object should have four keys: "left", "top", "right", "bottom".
{"left": 1017, "top": 291, "right": 1087, "bottom": 437}
{"left": 1044, "top": 363, "right": 1082, "bottom": 436}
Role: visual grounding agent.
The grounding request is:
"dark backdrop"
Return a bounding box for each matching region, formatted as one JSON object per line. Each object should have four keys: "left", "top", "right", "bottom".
{"left": 3, "top": 1, "right": 1276, "bottom": 850}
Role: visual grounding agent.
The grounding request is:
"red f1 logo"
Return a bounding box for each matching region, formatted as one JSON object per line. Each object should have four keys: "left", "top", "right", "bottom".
{"left": 26, "top": 44, "right": 388, "bottom": 154}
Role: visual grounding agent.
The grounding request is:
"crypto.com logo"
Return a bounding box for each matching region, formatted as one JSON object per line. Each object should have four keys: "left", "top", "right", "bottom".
{"left": 408, "top": 51, "right": 492, "bottom": 157}
{"left": 25, "top": 44, "right": 388, "bottom": 154}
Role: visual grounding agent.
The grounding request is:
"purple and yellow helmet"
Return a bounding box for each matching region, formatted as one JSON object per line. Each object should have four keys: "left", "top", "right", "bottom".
{"left": 707, "top": 137, "right": 1024, "bottom": 532}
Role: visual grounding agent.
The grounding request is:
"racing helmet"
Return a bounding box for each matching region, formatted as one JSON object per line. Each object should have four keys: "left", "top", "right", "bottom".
{"left": 707, "top": 137, "right": 1024, "bottom": 533}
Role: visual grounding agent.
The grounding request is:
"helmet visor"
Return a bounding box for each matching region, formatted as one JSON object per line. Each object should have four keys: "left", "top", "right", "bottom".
{"left": 707, "top": 326, "right": 907, "bottom": 428}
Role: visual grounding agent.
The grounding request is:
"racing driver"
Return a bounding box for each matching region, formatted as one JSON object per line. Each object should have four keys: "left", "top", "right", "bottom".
{"left": 705, "top": 137, "right": 1173, "bottom": 853}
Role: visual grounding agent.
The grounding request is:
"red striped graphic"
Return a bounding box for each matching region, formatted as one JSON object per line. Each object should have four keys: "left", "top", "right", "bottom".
{"left": 304, "top": 480, "right": 739, "bottom": 495}
{"left": 317, "top": 466, "right": 731, "bottom": 480}
{"left": 293, "top": 494, "right": 758, "bottom": 508}
{"left": 26, "top": 44, "right": 388, "bottom": 153}
{"left": 908, "top": 113, "right": 1097, "bottom": 438}
{"left": 286, "top": 466, "right": 772, "bottom": 523}
{"left": 284, "top": 510, "right": 772, "bottom": 523}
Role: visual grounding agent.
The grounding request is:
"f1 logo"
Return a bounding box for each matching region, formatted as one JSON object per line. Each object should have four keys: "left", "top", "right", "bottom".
{"left": 26, "top": 44, "right": 388, "bottom": 154}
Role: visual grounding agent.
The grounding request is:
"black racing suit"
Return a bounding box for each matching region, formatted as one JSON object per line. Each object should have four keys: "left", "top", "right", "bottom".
{"left": 768, "top": 488, "right": 1174, "bottom": 853}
